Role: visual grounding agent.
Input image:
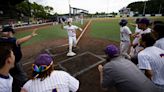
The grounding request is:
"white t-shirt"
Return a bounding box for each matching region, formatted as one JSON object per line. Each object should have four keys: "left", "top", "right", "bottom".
{"left": 135, "top": 25, "right": 142, "bottom": 33}
{"left": 0, "top": 74, "right": 13, "bottom": 92}
{"left": 138, "top": 46, "right": 164, "bottom": 85}
{"left": 120, "top": 26, "right": 132, "bottom": 42}
{"left": 137, "top": 28, "right": 151, "bottom": 41}
{"left": 64, "top": 25, "right": 79, "bottom": 37}
{"left": 23, "top": 70, "right": 79, "bottom": 92}
{"left": 134, "top": 25, "right": 142, "bottom": 38}
{"left": 154, "top": 38, "right": 164, "bottom": 50}
{"left": 140, "top": 28, "right": 151, "bottom": 35}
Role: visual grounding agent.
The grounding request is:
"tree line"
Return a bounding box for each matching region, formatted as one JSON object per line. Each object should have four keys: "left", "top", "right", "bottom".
{"left": 127, "top": 0, "right": 164, "bottom": 15}
{"left": 16, "top": 0, "right": 54, "bottom": 19}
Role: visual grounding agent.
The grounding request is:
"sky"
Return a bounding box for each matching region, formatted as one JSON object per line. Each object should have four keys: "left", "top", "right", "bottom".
{"left": 29, "top": 0, "right": 146, "bottom": 14}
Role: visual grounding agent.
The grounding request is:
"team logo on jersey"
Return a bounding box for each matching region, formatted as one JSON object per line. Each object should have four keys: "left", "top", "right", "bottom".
{"left": 160, "top": 54, "right": 164, "bottom": 58}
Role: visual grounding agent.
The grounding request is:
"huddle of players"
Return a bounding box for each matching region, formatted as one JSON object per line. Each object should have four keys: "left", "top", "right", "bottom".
{"left": 119, "top": 18, "right": 164, "bottom": 59}
{"left": 119, "top": 18, "right": 164, "bottom": 91}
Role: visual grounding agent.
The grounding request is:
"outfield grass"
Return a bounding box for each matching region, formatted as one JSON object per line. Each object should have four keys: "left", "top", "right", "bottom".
{"left": 15, "top": 25, "right": 67, "bottom": 46}
{"left": 15, "top": 17, "right": 164, "bottom": 46}
{"left": 89, "top": 17, "right": 164, "bottom": 42}
{"left": 90, "top": 19, "right": 121, "bottom": 42}
{"left": 15, "top": 21, "right": 87, "bottom": 46}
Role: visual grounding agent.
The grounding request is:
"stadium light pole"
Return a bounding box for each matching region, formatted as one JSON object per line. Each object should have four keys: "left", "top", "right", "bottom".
{"left": 27, "top": 0, "right": 31, "bottom": 24}
{"left": 142, "top": 0, "right": 147, "bottom": 16}
{"left": 68, "top": 0, "right": 71, "bottom": 17}
{"left": 159, "top": 4, "right": 162, "bottom": 14}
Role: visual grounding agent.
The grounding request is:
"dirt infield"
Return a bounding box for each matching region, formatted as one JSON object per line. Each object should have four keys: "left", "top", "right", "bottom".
{"left": 21, "top": 21, "right": 119, "bottom": 92}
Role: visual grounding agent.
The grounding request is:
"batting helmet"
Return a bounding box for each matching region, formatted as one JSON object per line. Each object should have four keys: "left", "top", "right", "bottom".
{"left": 119, "top": 19, "right": 128, "bottom": 27}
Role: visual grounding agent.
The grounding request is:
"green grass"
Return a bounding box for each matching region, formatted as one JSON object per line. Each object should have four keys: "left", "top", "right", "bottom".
{"left": 89, "top": 17, "right": 164, "bottom": 42}
{"left": 15, "top": 21, "right": 87, "bottom": 46}
{"left": 14, "top": 17, "right": 164, "bottom": 46}
{"left": 90, "top": 19, "right": 121, "bottom": 42}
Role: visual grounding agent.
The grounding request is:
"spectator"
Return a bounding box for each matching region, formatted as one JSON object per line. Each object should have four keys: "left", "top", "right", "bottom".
{"left": 0, "top": 26, "right": 37, "bottom": 92}
{"left": 152, "top": 24, "right": 164, "bottom": 50}
{"left": 138, "top": 33, "right": 164, "bottom": 92}
{"left": 119, "top": 19, "right": 132, "bottom": 59}
{"left": 98, "top": 44, "right": 159, "bottom": 92}
{"left": 22, "top": 53, "right": 79, "bottom": 92}
{"left": 0, "top": 46, "right": 15, "bottom": 92}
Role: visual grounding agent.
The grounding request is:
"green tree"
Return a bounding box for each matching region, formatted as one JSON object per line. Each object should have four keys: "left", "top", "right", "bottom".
{"left": 127, "top": 0, "right": 164, "bottom": 15}
{"left": 16, "top": 1, "right": 54, "bottom": 19}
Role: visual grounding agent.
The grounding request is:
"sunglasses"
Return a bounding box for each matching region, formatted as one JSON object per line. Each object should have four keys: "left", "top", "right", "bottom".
{"left": 32, "top": 61, "right": 53, "bottom": 73}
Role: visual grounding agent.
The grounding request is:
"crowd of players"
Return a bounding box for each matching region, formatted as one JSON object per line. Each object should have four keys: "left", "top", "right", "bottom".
{"left": 98, "top": 18, "right": 164, "bottom": 92}
{"left": 0, "top": 17, "right": 164, "bottom": 92}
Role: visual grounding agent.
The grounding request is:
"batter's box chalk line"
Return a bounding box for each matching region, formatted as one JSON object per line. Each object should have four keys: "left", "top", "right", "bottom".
{"left": 58, "top": 51, "right": 105, "bottom": 77}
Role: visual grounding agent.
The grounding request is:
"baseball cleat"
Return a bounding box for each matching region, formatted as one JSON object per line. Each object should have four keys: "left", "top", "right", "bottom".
{"left": 67, "top": 52, "right": 76, "bottom": 56}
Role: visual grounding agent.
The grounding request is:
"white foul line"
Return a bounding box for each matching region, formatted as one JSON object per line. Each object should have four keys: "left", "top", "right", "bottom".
{"left": 77, "top": 20, "right": 92, "bottom": 44}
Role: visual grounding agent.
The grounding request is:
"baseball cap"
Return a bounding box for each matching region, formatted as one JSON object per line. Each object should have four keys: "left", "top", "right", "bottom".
{"left": 105, "top": 44, "right": 119, "bottom": 57}
{"left": 32, "top": 54, "right": 53, "bottom": 74}
{"left": 138, "top": 18, "right": 150, "bottom": 25}
{"left": 34, "top": 53, "right": 53, "bottom": 66}
{"left": 119, "top": 19, "right": 128, "bottom": 26}
{"left": 2, "top": 26, "right": 15, "bottom": 33}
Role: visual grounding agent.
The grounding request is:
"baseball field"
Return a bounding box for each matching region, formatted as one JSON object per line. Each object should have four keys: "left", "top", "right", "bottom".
{"left": 17, "top": 17, "right": 164, "bottom": 92}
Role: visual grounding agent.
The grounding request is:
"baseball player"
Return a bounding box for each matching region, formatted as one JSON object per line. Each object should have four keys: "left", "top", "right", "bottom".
{"left": 62, "top": 18, "right": 83, "bottom": 56}
{"left": 129, "top": 18, "right": 142, "bottom": 57}
{"left": 152, "top": 23, "right": 164, "bottom": 50}
{"left": 0, "top": 46, "right": 15, "bottom": 92}
{"left": 119, "top": 19, "right": 132, "bottom": 59}
{"left": 138, "top": 33, "right": 164, "bottom": 91}
{"left": 22, "top": 54, "right": 79, "bottom": 92}
{"left": 131, "top": 18, "right": 142, "bottom": 47}
{"left": 97, "top": 44, "right": 159, "bottom": 92}
{"left": 0, "top": 27, "right": 37, "bottom": 92}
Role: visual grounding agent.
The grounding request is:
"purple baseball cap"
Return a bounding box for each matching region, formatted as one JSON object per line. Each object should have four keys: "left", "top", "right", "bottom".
{"left": 105, "top": 44, "right": 119, "bottom": 57}
{"left": 34, "top": 54, "right": 53, "bottom": 66}
{"left": 138, "top": 18, "right": 150, "bottom": 25}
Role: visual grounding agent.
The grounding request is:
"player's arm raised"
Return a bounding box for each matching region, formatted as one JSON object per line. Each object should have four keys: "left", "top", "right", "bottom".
{"left": 16, "top": 29, "right": 38, "bottom": 45}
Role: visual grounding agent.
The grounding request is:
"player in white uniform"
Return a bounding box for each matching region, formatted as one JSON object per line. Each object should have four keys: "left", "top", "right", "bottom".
{"left": 130, "top": 18, "right": 152, "bottom": 64}
{"left": 137, "top": 18, "right": 151, "bottom": 52}
{"left": 119, "top": 19, "right": 132, "bottom": 59}
{"left": 0, "top": 46, "right": 15, "bottom": 92}
{"left": 137, "top": 18, "right": 151, "bottom": 35}
{"left": 138, "top": 33, "right": 164, "bottom": 92}
{"left": 62, "top": 18, "right": 83, "bottom": 56}
{"left": 152, "top": 24, "right": 164, "bottom": 50}
{"left": 22, "top": 54, "right": 79, "bottom": 92}
{"left": 129, "top": 18, "right": 142, "bottom": 57}
{"left": 130, "top": 18, "right": 142, "bottom": 46}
